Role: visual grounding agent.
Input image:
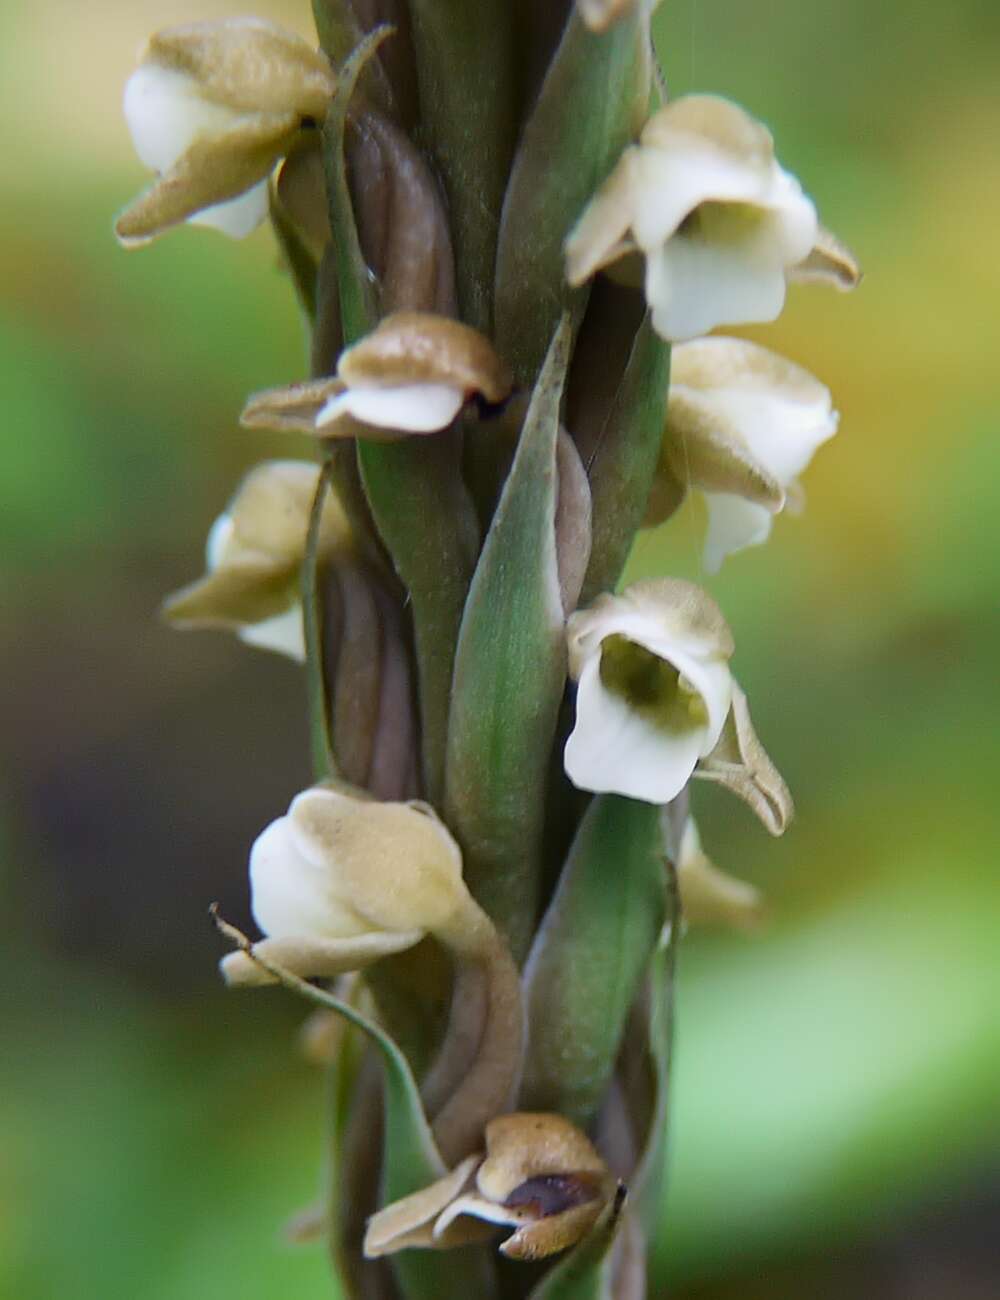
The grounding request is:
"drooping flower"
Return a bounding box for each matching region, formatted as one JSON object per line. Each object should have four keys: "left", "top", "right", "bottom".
{"left": 220, "top": 785, "right": 480, "bottom": 986}
{"left": 646, "top": 336, "right": 838, "bottom": 571}
{"left": 163, "top": 460, "right": 348, "bottom": 660}
{"left": 564, "top": 579, "right": 735, "bottom": 804}
{"left": 566, "top": 95, "right": 848, "bottom": 341}
{"left": 241, "top": 311, "right": 513, "bottom": 439}
{"left": 364, "top": 1112, "right": 621, "bottom": 1262}
{"left": 116, "top": 18, "right": 334, "bottom": 245}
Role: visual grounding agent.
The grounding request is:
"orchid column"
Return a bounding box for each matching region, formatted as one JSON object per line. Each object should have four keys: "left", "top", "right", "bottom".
{"left": 117, "top": 2, "right": 859, "bottom": 1297}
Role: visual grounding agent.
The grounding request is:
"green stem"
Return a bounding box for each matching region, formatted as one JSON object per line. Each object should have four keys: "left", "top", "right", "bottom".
{"left": 303, "top": 460, "right": 339, "bottom": 782}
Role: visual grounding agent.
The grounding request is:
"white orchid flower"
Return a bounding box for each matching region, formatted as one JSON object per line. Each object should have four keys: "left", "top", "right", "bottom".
{"left": 220, "top": 786, "right": 480, "bottom": 986}
{"left": 649, "top": 336, "right": 839, "bottom": 571}
{"left": 564, "top": 579, "right": 735, "bottom": 805}
{"left": 566, "top": 95, "right": 832, "bottom": 341}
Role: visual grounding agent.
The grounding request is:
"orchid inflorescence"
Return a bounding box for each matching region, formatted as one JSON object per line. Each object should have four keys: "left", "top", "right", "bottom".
{"left": 118, "top": 2, "right": 859, "bottom": 1296}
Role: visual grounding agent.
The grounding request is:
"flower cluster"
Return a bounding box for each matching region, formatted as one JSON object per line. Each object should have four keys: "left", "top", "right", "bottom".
{"left": 120, "top": 5, "right": 858, "bottom": 1296}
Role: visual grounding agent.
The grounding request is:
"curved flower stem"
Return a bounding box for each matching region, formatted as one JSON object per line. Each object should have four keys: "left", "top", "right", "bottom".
{"left": 425, "top": 904, "right": 525, "bottom": 1166}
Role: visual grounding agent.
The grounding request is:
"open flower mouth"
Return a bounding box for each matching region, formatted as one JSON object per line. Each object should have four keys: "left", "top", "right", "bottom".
{"left": 676, "top": 199, "right": 770, "bottom": 249}
{"left": 503, "top": 1171, "right": 605, "bottom": 1218}
{"left": 598, "top": 634, "right": 709, "bottom": 732}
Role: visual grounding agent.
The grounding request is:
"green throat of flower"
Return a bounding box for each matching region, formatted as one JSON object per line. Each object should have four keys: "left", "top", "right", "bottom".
{"left": 598, "top": 634, "right": 709, "bottom": 731}
{"left": 678, "top": 200, "right": 766, "bottom": 248}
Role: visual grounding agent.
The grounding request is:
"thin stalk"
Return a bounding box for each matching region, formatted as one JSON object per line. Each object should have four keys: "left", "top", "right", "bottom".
{"left": 303, "top": 460, "right": 339, "bottom": 782}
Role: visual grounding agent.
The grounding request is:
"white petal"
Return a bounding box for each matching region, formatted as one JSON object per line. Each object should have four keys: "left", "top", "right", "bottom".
{"left": 629, "top": 145, "right": 773, "bottom": 252}
{"left": 433, "top": 1194, "right": 520, "bottom": 1237}
{"left": 236, "top": 602, "right": 306, "bottom": 660}
{"left": 564, "top": 654, "right": 711, "bottom": 804}
{"left": 205, "top": 511, "right": 235, "bottom": 570}
{"left": 702, "top": 493, "right": 774, "bottom": 572}
{"left": 317, "top": 383, "right": 465, "bottom": 433}
{"left": 123, "top": 64, "right": 244, "bottom": 172}
{"left": 646, "top": 236, "right": 789, "bottom": 342}
{"left": 712, "top": 391, "right": 837, "bottom": 485}
{"left": 189, "top": 179, "right": 269, "bottom": 239}
{"left": 249, "top": 815, "right": 372, "bottom": 941}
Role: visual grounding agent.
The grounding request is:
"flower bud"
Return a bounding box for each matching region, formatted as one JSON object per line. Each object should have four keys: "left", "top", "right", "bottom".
{"left": 347, "top": 109, "right": 457, "bottom": 315}
{"left": 241, "top": 311, "right": 513, "bottom": 439}
{"left": 564, "top": 579, "right": 735, "bottom": 804}
{"left": 364, "top": 1112, "right": 620, "bottom": 1262}
{"left": 220, "top": 786, "right": 473, "bottom": 986}
{"left": 647, "top": 336, "right": 838, "bottom": 571}
{"left": 116, "top": 18, "right": 334, "bottom": 246}
{"left": 566, "top": 95, "right": 828, "bottom": 341}
{"left": 162, "top": 460, "right": 349, "bottom": 660}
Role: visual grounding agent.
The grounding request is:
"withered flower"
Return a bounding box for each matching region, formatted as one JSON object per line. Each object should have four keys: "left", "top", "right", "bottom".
{"left": 364, "top": 1113, "right": 621, "bottom": 1262}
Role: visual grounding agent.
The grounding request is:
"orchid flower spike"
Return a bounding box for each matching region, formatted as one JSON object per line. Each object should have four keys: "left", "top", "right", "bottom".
{"left": 566, "top": 95, "right": 857, "bottom": 341}
{"left": 241, "top": 312, "right": 513, "bottom": 440}
{"left": 116, "top": 18, "right": 334, "bottom": 246}
{"left": 220, "top": 785, "right": 490, "bottom": 986}
{"left": 564, "top": 579, "right": 735, "bottom": 804}
{"left": 364, "top": 1112, "right": 621, "bottom": 1262}
{"left": 647, "top": 336, "right": 839, "bottom": 571}
{"left": 162, "top": 460, "right": 348, "bottom": 660}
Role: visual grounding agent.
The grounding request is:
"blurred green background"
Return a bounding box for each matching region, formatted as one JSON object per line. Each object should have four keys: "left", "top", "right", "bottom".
{"left": 2, "top": 1, "right": 998, "bottom": 1296}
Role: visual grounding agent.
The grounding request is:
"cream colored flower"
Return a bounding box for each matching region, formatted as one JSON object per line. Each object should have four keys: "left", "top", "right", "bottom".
{"left": 364, "top": 1113, "right": 620, "bottom": 1262}
{"left": 117, "top": 18, "right": 334, "bottom": 245}
{"left": 163, "top": 460, "right": 348, "bottom": 660}
{"left": 649, "top": 336, "right": 838, "bottom": 571}
{"left": 564, "top": 580, "right": 735, "bottom": 804}
{"left": 241, "top": 311, "right": 513, "bottom": 439}
{"left": 220, "top": 785, "right": 477, "bottom": 986}
{"left": 566, "top": 95, "right": 825, "bottom": 341}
